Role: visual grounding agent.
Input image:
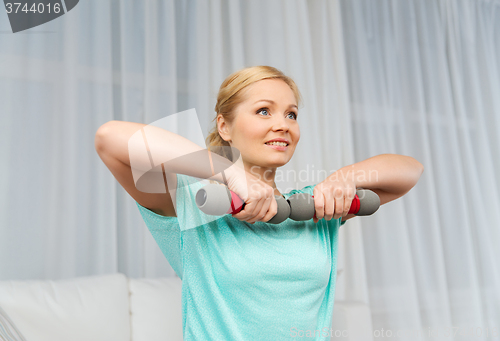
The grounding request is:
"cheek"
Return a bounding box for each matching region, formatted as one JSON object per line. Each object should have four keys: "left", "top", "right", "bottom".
{"left": 233, "top": 122, "right": 261, "bottom": 146}
{"left": 243, "top": 123, "right": 266, "bottom": 141}
{"left": 293, "top": 127, "right": 300, "bottom": 143}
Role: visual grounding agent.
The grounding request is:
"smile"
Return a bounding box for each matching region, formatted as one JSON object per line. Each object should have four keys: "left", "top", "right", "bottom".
{"left": 265, "top": 142, "right": 288, "bottom": 150}
{"left": 265, "top": 141, "right": 288, "bottom": 147}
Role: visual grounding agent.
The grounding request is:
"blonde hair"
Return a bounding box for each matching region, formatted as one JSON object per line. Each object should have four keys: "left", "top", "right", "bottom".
{"left": 206, "top": 65, "right": 302, "bottom": 162}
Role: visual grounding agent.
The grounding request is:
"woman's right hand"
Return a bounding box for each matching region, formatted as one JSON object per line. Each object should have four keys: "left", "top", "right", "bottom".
{"left": 225, "top": 168, "right": 278, "bottom": 224}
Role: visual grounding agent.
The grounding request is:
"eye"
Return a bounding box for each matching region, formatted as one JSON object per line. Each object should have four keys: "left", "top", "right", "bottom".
{"left": 287, "top": 112, "right": 298, "bottom": 120}
{"left": 256, "top": 107, "right": 270, "bottom": 116}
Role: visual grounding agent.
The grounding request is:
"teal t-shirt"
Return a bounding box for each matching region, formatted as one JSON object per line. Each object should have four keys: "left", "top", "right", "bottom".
{"left": 136, "top": 174, "right": 346, "bottom": 341}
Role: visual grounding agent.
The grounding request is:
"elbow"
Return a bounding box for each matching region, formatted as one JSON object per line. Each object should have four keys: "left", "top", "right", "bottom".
{"left": 409, "top": 157, "right": 424, "bottom": 187}
{"left": 397, "top": 155, "right": 424, "bottom": 191}
{"left": 414, "top": 158, "right": 424, "bottom": 177}
{"left": 94, "top": 121, "right": 116, "bottom": 154}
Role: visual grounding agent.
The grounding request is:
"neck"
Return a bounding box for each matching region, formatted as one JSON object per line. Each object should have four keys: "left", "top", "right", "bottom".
{"left": 242, "top": 162, "right": 282, "bottom": 196}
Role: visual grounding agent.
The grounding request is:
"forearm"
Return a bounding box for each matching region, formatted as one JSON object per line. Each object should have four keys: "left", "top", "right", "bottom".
{"left": 95, "top": 120, "right": 241, "bottom": 184}
{"left": 330, "top": 154, "right": 424, "bottom": 195}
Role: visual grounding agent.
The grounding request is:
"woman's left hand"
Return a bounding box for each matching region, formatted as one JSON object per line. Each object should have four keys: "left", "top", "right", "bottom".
{"left": 312, "top": 172, "right": 357, "bottom": 223}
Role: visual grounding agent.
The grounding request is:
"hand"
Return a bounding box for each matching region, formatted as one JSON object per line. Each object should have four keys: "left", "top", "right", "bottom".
{"left": 225, "top": 168, "right": 278, "bottom": 224}
{"left": 313, "top": 172, "right": 356, "bottom": 223}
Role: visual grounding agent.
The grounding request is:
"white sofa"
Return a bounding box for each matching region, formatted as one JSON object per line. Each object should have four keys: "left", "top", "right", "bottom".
{"left": 0, "top": 273, "right": 373, "bottom": 340}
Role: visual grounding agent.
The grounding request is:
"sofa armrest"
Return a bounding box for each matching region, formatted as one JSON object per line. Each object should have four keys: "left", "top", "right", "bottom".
{"left": 128, "top": 277, "right": 183, "bottom": 341}
{"left": 0, "top": 273, "right": 131, "bottom": 341}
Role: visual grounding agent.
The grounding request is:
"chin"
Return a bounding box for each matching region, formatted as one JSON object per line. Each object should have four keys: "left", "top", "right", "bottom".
{"left": 265, "top": 157, "right": 291, "bottom": 168}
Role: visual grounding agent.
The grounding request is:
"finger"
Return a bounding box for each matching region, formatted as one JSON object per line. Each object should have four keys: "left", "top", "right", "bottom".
{"left": 246, "top": 185, "right": 274, "bottom": 223}
{"left": 246, "top": 196, "right": 268, "bottom": 223}
{"left": 333, "top": 195, "right": 345, "bottom": 220}
{"left": 253, "top": 196, "right": 273, "bottom": 223}
{"left": 323, "top": 186, "right": 337, "bottom": 221}
{"left": 324, "top": 192, "right": 335, "bottom": 221}
{"left": 233, "top": 183, "right": 259, "bottom": 220}
{"left": 263, "top": 196, "right": 278, "bottom": 223}
{"left": 331, "top": 187, "right": 345, "bottom": 220}
{"left": 232, "top": 199, "right": 257, "bottom": 221}
{"left": 259, "top": 194, "right": 276, "bottom": 222}
{"left": 313, "top": 187, "right": 325, "bottom": 221}
{"left": 340, "top": 187, "right": 355, "bottom": 218}
{"left": 312, "top": 197, "right": 319, "bottom": 223}
{"left": 231, "top": 206, "right": 251, "bottom": 221}
{"left": 344, "top": 190, "right": 354, "bottom": 217}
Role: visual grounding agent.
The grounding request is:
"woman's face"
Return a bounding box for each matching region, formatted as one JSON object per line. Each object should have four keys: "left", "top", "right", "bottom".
{"left": 219, "top": 78, "right": 300, "bottom": 170}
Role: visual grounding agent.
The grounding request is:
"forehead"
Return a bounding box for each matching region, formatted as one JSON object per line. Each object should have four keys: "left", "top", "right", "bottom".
{"left": 241, "top": 79, "right": 297, "bottom": 104}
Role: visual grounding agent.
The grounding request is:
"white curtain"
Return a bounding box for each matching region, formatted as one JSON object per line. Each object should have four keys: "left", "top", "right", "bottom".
{"left": 340, "top": 0, "right": 500, "bottom": 339}
{"left": 0, "top": 0, "right": 499, "bottom": 339}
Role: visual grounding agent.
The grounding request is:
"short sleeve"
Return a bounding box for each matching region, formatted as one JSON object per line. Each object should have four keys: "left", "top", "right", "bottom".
{"left": 136, "top": 202, "right": 183, "bottom": 278}
{"left": 135, "top": 174, "right": 224, "bottom": 278}
{"left": 174, "top": 175, "right": 229, "bottom": 231}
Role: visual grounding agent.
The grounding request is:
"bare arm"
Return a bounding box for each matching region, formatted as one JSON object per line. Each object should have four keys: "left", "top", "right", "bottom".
{"left": 337, "top": 154, "right": 424, "bottom": 222}
{"left": 312, "top": 153, "right": 424, "bottom": 223}
{"left": 94, "top": 120, "right": 241, "bottom": 216}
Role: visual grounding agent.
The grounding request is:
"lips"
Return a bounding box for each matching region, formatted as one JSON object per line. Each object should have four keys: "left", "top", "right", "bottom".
{"left": 264, "top": 138, "right": 290, "bottom": 145}
{"left": 265, "top": 141, "right": 288, "bottom": 147}
{"left": 265, "top": 142, "right": 288, "bottom": 152}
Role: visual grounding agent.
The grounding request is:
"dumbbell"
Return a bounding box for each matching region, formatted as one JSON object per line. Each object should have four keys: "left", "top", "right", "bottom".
{"left": 195, "top": 184, "right": 380, "bottom": 224}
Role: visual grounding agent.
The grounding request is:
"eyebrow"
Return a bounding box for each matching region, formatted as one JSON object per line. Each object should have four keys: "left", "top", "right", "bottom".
{"left": 254, "top": 99, "right": 298, "bottom": 110}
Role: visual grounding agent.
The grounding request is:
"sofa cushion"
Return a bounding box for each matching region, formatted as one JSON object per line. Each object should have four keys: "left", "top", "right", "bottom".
{"left": 0, "top": 273, "right": 130, "bottom": 341}
{"left": 128, "top": 277, "right": 183, "bottom": 341}
{"left": 0, "top": 305, "right": 26, "bottom": 341}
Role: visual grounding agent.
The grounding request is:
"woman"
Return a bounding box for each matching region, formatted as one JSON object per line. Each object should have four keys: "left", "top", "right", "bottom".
{"left": 95, "top": 65, "right": 424, "bottom": 340}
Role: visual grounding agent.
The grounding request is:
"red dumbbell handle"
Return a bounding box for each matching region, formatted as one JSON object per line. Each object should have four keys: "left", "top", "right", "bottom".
{"left": 227, "top": 191, "right": 361, "bottom": 215}
{"left": 227, "top": 191, "right": 245, "bottom": 214}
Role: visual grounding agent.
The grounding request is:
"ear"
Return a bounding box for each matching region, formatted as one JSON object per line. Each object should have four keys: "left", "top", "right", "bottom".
{"left": 217, "top": 114, "right": 232, "bottom": 142}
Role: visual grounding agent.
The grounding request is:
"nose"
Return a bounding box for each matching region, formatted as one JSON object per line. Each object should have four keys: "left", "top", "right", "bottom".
{"left": 271, "top": 114, "right": 290, "bottom": 132}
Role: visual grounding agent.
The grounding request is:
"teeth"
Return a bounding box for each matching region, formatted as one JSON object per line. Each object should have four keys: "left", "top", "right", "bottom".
{"left": 266, "top": 141, "right": 288, "bottom": 147}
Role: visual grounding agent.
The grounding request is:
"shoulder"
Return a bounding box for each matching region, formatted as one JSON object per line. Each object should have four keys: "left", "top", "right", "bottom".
{"left": 282, "top": 183, "right": 315, "bottom": 200}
